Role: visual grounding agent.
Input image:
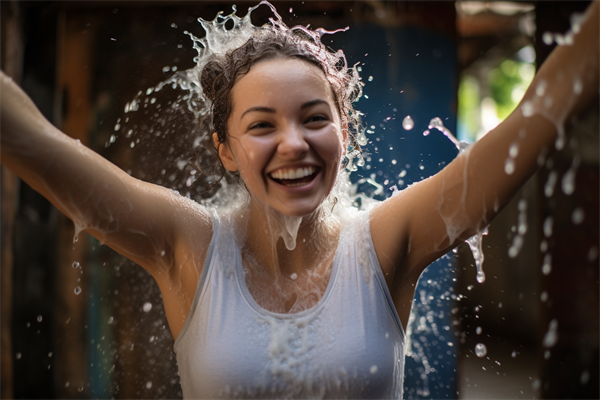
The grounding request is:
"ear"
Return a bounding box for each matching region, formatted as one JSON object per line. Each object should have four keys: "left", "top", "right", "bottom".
{"left": 212, "top": 132, "right": 238, "bottom": 172}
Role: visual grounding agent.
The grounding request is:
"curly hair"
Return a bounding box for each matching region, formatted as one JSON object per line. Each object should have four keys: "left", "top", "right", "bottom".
{"left": 200, "top": 27, "right": 364, "bottom": 153}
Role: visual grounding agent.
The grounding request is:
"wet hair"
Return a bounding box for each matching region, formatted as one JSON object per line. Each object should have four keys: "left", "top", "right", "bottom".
{"left": 200, "top": 27, "right": 364, "bottom": 156}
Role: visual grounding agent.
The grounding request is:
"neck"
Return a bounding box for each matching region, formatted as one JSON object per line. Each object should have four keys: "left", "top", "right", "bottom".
{"left": 241, "top": 199, "right": 339, "bottom": 278}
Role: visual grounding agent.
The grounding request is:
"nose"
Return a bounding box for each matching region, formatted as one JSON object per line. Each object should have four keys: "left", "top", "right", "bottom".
{"left": 277, "top": 124, "right": 309, "bottom": 158}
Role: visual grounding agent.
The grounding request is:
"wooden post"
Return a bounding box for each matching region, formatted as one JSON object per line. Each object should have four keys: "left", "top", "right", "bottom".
{"left": 53, "top": 8, "right": 94, "bottom": 398}
{"left": 0, "top": 1, "right": 23, "bottom": 398}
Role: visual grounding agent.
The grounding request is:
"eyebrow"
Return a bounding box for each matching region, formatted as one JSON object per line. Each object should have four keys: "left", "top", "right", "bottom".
{"left": 240, "top": 99, "right": 328, "bottom": 120}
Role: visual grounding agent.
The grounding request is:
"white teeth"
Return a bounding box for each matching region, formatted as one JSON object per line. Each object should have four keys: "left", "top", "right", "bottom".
{"left": 270, "top": 166, "right": 316, "bottom": 180}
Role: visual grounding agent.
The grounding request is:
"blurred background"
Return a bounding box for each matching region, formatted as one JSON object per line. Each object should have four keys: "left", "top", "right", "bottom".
{"left": 1, "top": 1, "right": 597, "bottom": 399}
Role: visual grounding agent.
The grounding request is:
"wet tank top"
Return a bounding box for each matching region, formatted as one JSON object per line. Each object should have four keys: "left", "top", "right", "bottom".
{"left": 174, "top": 211, "right": 405, "bottom": 399}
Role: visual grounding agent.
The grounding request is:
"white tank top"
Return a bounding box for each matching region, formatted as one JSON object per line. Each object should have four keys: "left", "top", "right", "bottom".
{"left": 174, "top": 211, "right": 405, "bottom": 399}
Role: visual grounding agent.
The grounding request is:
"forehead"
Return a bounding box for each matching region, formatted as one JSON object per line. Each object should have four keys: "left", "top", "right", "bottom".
{"left": 230, "top": 57, "right": 335, "bottom": 110}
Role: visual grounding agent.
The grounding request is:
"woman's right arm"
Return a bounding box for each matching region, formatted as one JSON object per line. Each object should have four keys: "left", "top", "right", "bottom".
{"left": 0, "top": 71, "right": 213, "bottom": 282}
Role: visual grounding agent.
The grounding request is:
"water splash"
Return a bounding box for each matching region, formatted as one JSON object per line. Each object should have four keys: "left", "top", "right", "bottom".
{"left": 475, "top": 343, "right": 487, "bottom": 358}
{"left": 466, "top": 227, "right": 489, "bottom": 283}
{"left": 402, "top": 115, "right": 414, "bottom": 130}
{"left": 427, "top": 117, "right": 461, "bottom": 151}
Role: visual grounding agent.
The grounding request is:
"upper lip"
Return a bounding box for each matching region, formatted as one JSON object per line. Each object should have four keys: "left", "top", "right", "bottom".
{"left": 267, "top": 164, "right": 320, "bottom": 180}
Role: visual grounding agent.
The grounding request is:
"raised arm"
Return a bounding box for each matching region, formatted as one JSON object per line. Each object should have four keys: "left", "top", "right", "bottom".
{"left": 0, "top": 71, "right": 213, "bottom": 285}
{"left": 370, "top": 2, "right": 599, "bottom": 325}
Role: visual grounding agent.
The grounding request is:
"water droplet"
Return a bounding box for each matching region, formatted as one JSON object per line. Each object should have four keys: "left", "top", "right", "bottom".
{"left": 543, "top": 96, "right": 553, "bottom": 109}
{"left": 540, "top": 291, "right": 548, "bottom": 302}
{"left": 573, "top": 78, "right": 583, "bottom": 95}
{"left": 357, "top": 157, "right": 365, "bottom": 167}
{"left": 544, "top": 169, "right": 557, "bottom": 194}
{"left": 504, "top": 158, "right": 515, "bottom": 175}
{"left": 368, "top": 76, "right": 373, "bottom": 82}
{"left": 114, "top": 123, "right": 121, "bottom": 131}
{"left": 571, "top": 207, "right": 584, "bottom": 225}
{"left": 290, "top": 273, "right": 297, "bottom": 280}
{"left": 357, "top": 131, "right": 368, "bottom": 146}
{"left": 542, "top": 31, "right": 553, "bottom": 45}
{"left": 544, "top": 350, "right": 551, "bottom": 359}
{"left": 422, "top": 130, "right": 430, "bottom": 136}
{"left": 476, "top": 270, "right": 485, "bottom": 283}
{"left": 72, "top": 261, "right": 80, "bottom": 269}
{"left": 542, "top": 253, "right": 552, "bottom": 275}
{"left": 588, "top": 246, "right": 598, "bottom": 261}
{"left": 509, "top": 142, "right": 519, "bottom": 158}
{"left": 108, "top": 316, "right": 114, "bottom": 324}
{"left": 475, "top": 343, "right": 487, "bottom": 357}
{"left": 109, "top": 134, "right": 116, "bottom": 144}
{"left": 16, "top": 352, "right": 21, "bottom": 360}
{"left": 74, "top": 286, "right": 82, "bottom": 295}
{"left": 370, "top": 365, "right": 378, "bottom": 374}
{"left": 535, "top": 79, "right": 547, "bottom": 96}
{"left": 402, "top": 115, "right": 414, "bottom": 130}
{"left": 543, "top": 319, "right": 559, "bottom": 347}
{"left": 543, "top": 216, "right": 553, "bottom": 238}
{"left": 521, "top": 100, "right": 534, "bottom": 117}
{"left": 37, "top": 315, "right": 42, "bottom": 323}
{"left": 476, "top": 326, "right": 482, "bottom": 335}
{"left": 580, "top": 370, "right": 590, "bottom": 384}
{"left": 511, "top": 350, "right": 518, "bottom": 358}
{"left": 78, "top": 386, "right": 84, "bottom": 393}
{"left": 143, "top": 302, "right": 153, "bottom": 312}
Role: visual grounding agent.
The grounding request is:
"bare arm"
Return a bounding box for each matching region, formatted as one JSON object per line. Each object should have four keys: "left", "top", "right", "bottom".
{"left": 371, "top": 2, "right": 599, "bottom": 325}
{"left": 0, "top": 71, "right": 213, "bottom": 283}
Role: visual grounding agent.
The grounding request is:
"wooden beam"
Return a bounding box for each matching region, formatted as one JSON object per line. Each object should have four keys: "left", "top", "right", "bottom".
{"left": 0, "top": 1, "right": 23, "bottom": 398}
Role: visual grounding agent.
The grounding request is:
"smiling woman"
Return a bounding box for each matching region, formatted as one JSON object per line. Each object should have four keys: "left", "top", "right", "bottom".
{"left": 1, "top": 1, "right": 598, "bottom": 399}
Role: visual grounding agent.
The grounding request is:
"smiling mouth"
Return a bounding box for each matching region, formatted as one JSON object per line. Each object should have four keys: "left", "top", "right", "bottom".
{"left": 269, "top": 166, "right": 320, "bottom": 187}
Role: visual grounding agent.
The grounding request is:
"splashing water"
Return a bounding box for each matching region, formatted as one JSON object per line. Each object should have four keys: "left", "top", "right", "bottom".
{"left": 402, "top": 115, "right": 414, "bottom": 130}
{"left": 475, "top": 343, "right": 487, "bottom": 358}
{"left": 466, "top": 226, "right": 489, "bottom": 283}
{"left": 428, "top": 117, "right": 462, "bottom": 151}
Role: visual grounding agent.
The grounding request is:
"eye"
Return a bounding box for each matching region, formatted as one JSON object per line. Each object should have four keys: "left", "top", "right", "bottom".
{"left": 248, "top": 121, "right": 273, "bottom": 130}
{"left": 304, "top": 114, "right": 329, "bottom": 125}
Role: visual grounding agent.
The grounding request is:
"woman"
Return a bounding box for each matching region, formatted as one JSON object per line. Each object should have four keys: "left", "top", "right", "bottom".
{"left": 1, "top": 1, "right": 598, "bottom": 398}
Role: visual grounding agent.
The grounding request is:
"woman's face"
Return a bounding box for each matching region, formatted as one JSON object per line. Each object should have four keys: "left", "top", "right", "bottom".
{"left": 218, "top": 57, "right": 345, "bottom": 217}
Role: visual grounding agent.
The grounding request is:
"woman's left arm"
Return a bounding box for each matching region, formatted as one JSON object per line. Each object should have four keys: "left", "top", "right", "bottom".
{"left": 370, "top": 1, "right": 599, "bottom": 323}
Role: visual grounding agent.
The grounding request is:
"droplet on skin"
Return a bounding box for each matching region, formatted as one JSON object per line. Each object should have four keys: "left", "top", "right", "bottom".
{"left": 509, "top": 142, "right": 519, "bottom": 158}
{"left": 108, "top": 316, "right": 114, "bottom": 324}
{"left": 475, "top": 343, "right": 487, "bottom": 357}
{"left": 74, "top": 286, "right": 82, "bottom": 295}
{"left": 72, "top": 261, "right": 80, "bottom": 269}
{"left": 370, "top": 365, "right": 378, "bottom": 374}
{"left": 521, "top": 100, "right": 534, "bottom": 117}
{"left": 143, "top": 302, "right": 153, "bottom": 312}
{"left": 573, "top": 78, "right": 583, "bottom": 95}
{"left": 504, "top": 158, "right": 515, "bottom": 175}
{"left": 402, "top": 115, "right": 414, "bottom": 130}
{"left": 535, "top": 79, "right": 547, "bottom": 96}
{"left": 290, "top": 273, "right": 297, "bottom": 280}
